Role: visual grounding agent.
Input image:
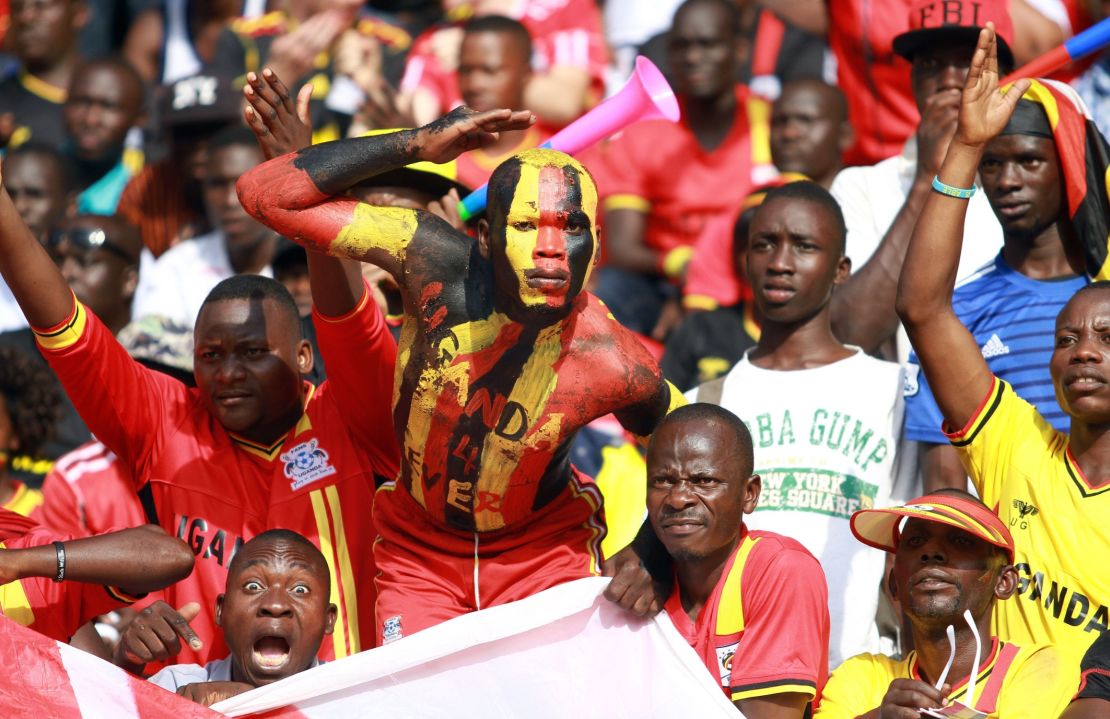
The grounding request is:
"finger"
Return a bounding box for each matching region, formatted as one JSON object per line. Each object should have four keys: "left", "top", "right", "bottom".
{"left": 296, "top": 84, "right": 314, "bottom": 129}
{"left": 149, "top": 617, "right": 184, "bottom": 656}
{"left": 244, "top": 105, "right": 269, "bottom": 136}
{"left": 262, "top": 68, "right": 297, "bottom": 115}
{"left": 173, "top": 604, "right": 203, "bottom": 650}
{"left": 248, "top": 71, "right": 283, "bottom": 113}
{"left": 121, "top": 633, "right": 154, "bottom": 664}
{"left": 966, "top": 27, "right": 992, "bottom": 89}
{"left": 630, "top": 591, "right": 656, "bottom": 616}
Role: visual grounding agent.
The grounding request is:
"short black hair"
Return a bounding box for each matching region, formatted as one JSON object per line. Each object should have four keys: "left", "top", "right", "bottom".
{"left": 651, "top": 403, "right": 754, "bottom": 476}
{"left": 462, "top": 14, "right": 533, "bottom": 62}
{"left": 673, "top": 0, "right": 741, "bottom": 38}
{"left": 4, "top": 142, "right": 76, "bottom": 195}
{"left": 209, "top": 125, "right": 264, "bottom": 155}
{"left": 228, "top": 529, "right": 330, "bottom": 593}
{"left": 200, "top": 274, "right": 302, "bottom": 334}
{"left": 758, "top": 181, "right": 847, "bottom": 255}
{"left": 0, "top": 346, "right": 61, "bottom": 456}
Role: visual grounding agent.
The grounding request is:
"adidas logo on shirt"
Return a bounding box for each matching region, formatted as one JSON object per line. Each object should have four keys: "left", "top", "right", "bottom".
{"left": 980, "top": 333, "right": 1010, "bottom": 359}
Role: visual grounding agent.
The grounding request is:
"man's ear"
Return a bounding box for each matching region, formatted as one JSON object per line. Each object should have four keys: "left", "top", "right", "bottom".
{"left": 296, "top": 339, "right": 314, "bottom": 376}
{"left": 215, "top": 594, "right": 225, "bottom": 627}
{"left": 323, "top": 603, "right": 338, "bottom": 635}
{"left": 994, "top": 564, "right": 1019, "bottom": 601}
{"left": 120, "top": 264, "right": 139, "bottom": 303}
{"left": 838, "top": 120, "right": 856, "bottom": 155}
{"left": 833, "top": 255, "right": 851, "bottom": 286}
{"left": 743, "top": 474, "right": 761, "bottom": 514}
{"left": 477, "top": 218, "right": 491, "bottom": 259}
{"left": 887, "top": 567, "right": 899, "bottom": 603}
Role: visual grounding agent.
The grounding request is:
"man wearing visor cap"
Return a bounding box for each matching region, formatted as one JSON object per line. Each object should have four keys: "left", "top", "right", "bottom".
{"left": 815, "top": 490, "right": 1077, "bottom": 718}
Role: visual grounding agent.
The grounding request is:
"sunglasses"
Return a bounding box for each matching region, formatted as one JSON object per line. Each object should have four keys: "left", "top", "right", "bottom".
{"left": 48, "top": 228, "right": 135, "bottom": 263}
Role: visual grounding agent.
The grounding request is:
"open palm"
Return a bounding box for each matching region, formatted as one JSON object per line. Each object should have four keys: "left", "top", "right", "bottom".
{"left": 416, "top": 106, "right": 535, "bottom": 165}
{"left": 956, "top": 23, "right": 1032, "bottom": 147}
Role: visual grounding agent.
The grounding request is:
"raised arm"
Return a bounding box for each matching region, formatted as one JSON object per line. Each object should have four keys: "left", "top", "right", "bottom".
{"left": 236, "top": 99, "right": 534, "bottom": 277}
{"left": 895, "top": 25, "right": 1029, "bottom": 431}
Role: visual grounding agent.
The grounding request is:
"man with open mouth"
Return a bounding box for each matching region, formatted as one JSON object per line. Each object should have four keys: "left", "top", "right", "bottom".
{"left": 146, "top": 529, "right": 336, "bottom": 708}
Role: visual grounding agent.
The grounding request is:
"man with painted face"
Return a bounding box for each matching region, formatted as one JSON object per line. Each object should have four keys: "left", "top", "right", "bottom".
{"left": 646, "top": 403, "right": 829, "bottom": 717}
{"left": 816, "top": 490, "right": 1076, "bottom": 718}
{"left": 688, "top": 181, "right": 905, "bottom": 669}
{"left": 238, "top": 77, "right": 682, "bottom": 644}
{"left": 897, "top": 23, "right": 1110, "bottom": 670}
{"left": 147, "top": 529, "right": 336, "bottom": 708}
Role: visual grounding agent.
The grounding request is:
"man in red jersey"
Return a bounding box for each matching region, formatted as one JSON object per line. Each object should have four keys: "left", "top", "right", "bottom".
{"left": 238, "top": 70, "right": 678, "bottom": 644}
{"left": 647, "top": 404, "right": 828, "bottom": 717}
{"left": 0, "top": 71, "right": 399, "bottom": 672}
{"left": 0, "top": 507, "right": 194, "bottom": 643}
{"left": 590, "top": 0, "right": 774, "bottom": 337}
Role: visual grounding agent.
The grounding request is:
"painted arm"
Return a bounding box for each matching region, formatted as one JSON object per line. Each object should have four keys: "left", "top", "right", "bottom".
{"left": 895, "top": 26, "right": 1029, "bottom": 431}
{"left": 0, "top": 525, "right": 193, "bottom": 597}
{"left": 242, "top": 69, "right": 365, "bottom": 316}
{"left": 237, "top": 104, "right": 534, "bottom": 278}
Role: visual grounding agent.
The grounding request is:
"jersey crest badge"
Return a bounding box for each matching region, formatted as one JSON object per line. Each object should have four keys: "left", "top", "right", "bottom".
{"left": 282, "top": 438, "right": 337, "bottom": 490}
{"left": 715, "top": 642, "right": 738, "bottom": 686}
{"left": 383, "top": 615, "right": 403, "bottom": 644}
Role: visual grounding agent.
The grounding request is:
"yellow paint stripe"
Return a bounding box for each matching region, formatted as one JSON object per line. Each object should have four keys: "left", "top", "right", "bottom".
{"left": 332, "top": 203, "right": 417, "bottom": 264}
{"left": 324, "top": 485, "right": 360, "bottom": 655}
{"left": 310, "top": 490, "right": 349, "bottom": 659}
{"left": 716, "top": 535, "right": 760, "bottom": 636}
{"left": 474, "top": 323, "right": 564, "bottom": 530}
{"left": 0, "top": 542, "right": 34, "bottom": 627}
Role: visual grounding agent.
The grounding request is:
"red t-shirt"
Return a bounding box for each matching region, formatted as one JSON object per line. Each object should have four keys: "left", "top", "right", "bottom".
{"left": 592, "top": 86, "right": 775, "bottom": 258}
{"left": 399, "top": 0, "right": 607, "bottom": 123}
{"left": 34, "top": 288, "right": 399, "bottom": 666}
{"left": 829, "top": 0, "right": 917, "bottom": 166}
{"left": 665, "top": 527, "right": 829, "bottom": 705}
{"left": 0, "top": 508, "right": 140, "bottom": 642}
{"left": 33, "top": 441, "right": 146, "bottom": 538}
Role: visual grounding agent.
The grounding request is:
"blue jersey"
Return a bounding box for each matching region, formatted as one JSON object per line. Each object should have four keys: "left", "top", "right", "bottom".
{"left": 905, "top": 255, "right": 1086, "bottom": 443}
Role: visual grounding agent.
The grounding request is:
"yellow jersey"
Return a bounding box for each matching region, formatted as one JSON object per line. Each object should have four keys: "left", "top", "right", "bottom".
{"left": 815, "top": 639, "right": 1075, "bottom": 718}
{"left": 948, "top": 378, "right": 1110, "bottom": 666}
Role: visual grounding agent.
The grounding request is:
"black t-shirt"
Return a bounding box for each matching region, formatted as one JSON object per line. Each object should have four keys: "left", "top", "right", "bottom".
{"left": 1076, "top": 631, "right": 1110, "bottom": 702}
{"left": 661, "top": 303, "right": 758, "bottom": 392}
{"left": 0, "top": 70, "right": 66, "bottom": 149}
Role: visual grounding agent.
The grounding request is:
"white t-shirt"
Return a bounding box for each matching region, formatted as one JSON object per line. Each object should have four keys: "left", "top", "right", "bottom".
{"left": 131, "top": 231, "right": 272, "bottom": 327}
{"left": 689, "top": 349, "right": 905, "bottom": 669}
{"left": 829, "top": 138, "right": 1004, "bottom": 362}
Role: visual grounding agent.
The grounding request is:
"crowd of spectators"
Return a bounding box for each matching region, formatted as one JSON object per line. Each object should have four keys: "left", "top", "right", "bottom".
{"left": 2, "top": 0, "right": 1110, "bottom": 716}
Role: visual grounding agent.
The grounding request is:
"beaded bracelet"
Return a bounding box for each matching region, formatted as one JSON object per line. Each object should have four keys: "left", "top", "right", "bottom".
{"left": 932, "top": 175, "right": 977, "bottom": 200}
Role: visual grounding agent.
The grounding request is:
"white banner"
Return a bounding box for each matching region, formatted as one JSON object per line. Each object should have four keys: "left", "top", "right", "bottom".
{"left": 213, "top": 577, "right": 740, "bottom": 718}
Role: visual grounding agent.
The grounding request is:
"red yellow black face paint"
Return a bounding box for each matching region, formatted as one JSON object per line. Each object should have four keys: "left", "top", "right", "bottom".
{"left": 500, "top": 149, "right": 598, "bottom": 311}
